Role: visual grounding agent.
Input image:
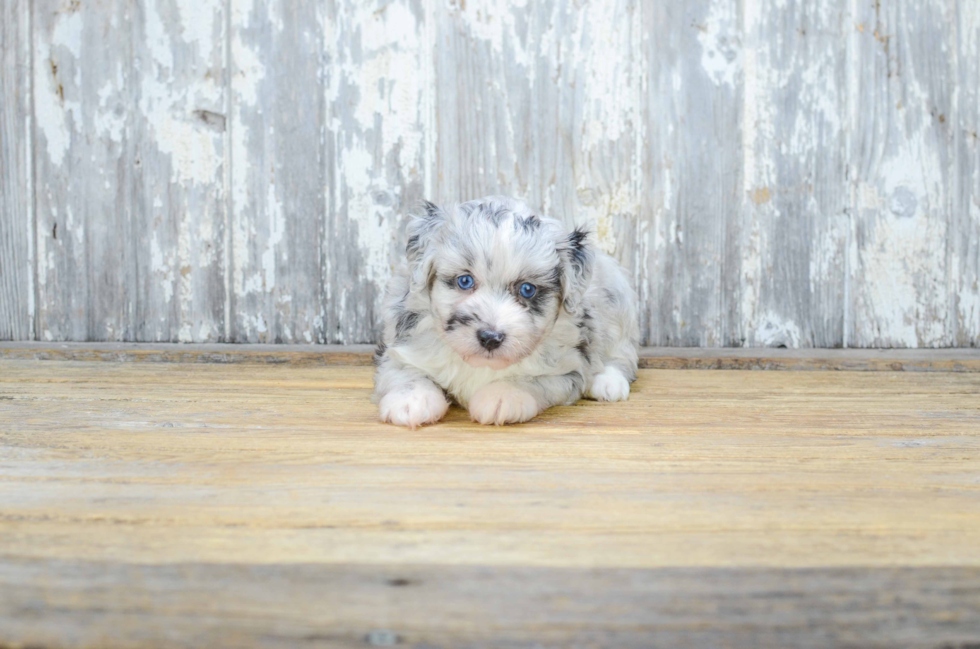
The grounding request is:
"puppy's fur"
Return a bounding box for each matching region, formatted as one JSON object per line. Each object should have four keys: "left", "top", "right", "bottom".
{"left": 373, "top": 196, "right": 639, "bottom": 427}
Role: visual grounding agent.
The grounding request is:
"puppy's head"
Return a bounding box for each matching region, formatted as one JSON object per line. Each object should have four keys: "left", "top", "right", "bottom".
{"left": 406, "top": 197, "right": 593, "bottom": 370}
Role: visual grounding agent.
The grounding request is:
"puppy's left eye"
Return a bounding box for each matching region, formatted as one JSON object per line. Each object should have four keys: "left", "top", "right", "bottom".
{"left": 519, "top": 282, "right": 536, "bottom": 299}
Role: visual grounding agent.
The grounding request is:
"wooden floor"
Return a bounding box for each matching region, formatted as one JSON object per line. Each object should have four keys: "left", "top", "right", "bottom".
{"left": 1, "top": 358, "right": 979, "bottom": 648}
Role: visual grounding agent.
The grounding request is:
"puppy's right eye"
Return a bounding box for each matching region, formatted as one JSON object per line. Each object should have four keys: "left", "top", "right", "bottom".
{"left": 456, "top": 274, "right": 475, "bottom": 290}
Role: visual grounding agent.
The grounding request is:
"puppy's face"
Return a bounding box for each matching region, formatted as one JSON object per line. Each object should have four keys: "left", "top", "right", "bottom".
{"left": 429, "top": 230, "right": 562, "bottom": 370}
{"left": 409, "top": 200, "right": 592, "bottom": 370}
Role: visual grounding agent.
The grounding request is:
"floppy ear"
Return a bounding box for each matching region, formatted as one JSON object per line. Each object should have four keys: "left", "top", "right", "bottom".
{"left": 406, "top": 200, "right": 446, "bottom": 293}
{"left": 557, "top": 225, "right": 594, "bottom": 315}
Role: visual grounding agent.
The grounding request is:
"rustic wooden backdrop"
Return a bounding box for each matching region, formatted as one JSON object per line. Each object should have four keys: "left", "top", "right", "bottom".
{"left": 1, "top": 0, "right": 978, "bottom": 347}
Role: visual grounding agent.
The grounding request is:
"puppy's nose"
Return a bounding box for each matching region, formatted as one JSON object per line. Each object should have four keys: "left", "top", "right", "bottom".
{"left": 477, "top": 329, "right": 506, "bottom": 351}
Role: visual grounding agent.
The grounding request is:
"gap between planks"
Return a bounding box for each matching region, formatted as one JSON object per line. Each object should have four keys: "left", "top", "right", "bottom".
{"left": 1, "top": 342, "right": 980, "bottom": 371}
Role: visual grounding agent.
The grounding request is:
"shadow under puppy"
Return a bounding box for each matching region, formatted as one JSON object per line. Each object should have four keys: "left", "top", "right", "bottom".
{"left": 373, "top": 196, "right": 639, "bottom": 427}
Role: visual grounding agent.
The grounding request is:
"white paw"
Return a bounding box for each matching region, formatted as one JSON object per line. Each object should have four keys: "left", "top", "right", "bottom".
{"left": 590, "top": 366, "right": 630, "bottom": 402}
{"left": 468, "top": 382, "right": 540, "bottom": 426}
{"left": 378, "top": 384, "right": 449, "bottom": 429}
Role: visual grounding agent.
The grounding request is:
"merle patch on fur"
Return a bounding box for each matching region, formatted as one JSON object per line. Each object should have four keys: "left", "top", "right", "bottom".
{"left": 373, "top": 341, "right": 387, "bottom": 366}
{"left": 564, "top": 370, "right": 585, "bottom": 392}
{"left": 445, "top": 312, "right": 475, "bottom": 332}
{"left": 406, "top": 234, "right": 420, "bottom": 256}
{"left": 481, "top": 205, "right": 508, "bottom": 226}
{"left": 515, "top": 214, "right": 541, "bottom": 232}
{"left": 548, "top": 265, "right": 563, "bottom": 287}
{"left": 566, "top": 226, "right": 590, "bottom": 268}
{"left": 422, "top": 200, "right": 441, "bottom": 219}
{"left": 396, "top": 311, "right": 420, "bottom": 340}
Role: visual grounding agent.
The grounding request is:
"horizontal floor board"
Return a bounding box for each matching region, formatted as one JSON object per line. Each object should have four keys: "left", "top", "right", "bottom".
{"left": 2, "top": 361, "right": 979, "bottom": 646}
{"left": 2, "top": 560, "right": 978, "bottom": 649}
{"left": 2, "top": 342, "right": 980, "bottom": 371}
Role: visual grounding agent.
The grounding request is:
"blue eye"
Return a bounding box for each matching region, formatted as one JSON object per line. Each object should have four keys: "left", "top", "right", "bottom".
{"left": 456, "top": 274, "right": 474, "bottom": 290}
{"left": 519, "top": 282, "right": 536, "bottom": 298}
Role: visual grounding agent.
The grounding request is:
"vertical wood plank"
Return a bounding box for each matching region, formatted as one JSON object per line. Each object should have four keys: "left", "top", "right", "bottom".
{"left": 33, "top": 0, "right": 136, "bottom": 341}
{"left": 847, "top": 0, "right": 955, "bottom": 347}
{"left": 33, "top": 0, "right": 226, "bottom": 342}
{"left": 0, "top": 0, "right": 33, "bottom": 340}
{"left": 433, "top": 0, "right": 642, "bottom": 298}
{"left": 134, "top": 0, "right": 228, "bottom": 342}
{"left": 229, "top": 0, "right": 324, "bottom": 343}
{"left": 322, "top": 0, "right": 432, "bottom": 344}
{"left": 739, "top": 0, "right": 848, "bottom": 347}
{"left": 953, "top": 1, "right": 979, "bottom": 346}
{"left": 640, "top": 2, "right": 744, "bottom": 346}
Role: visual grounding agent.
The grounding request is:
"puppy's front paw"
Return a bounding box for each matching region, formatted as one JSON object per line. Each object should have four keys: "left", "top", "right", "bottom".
{"left": 379, "top": 384, "right": 449, "bottom": 429}
{"left": 590, "top": 366, "right": 630, "bottom": 402}
{"left": 468, "top": 382, "right": 540, "bottom": 425}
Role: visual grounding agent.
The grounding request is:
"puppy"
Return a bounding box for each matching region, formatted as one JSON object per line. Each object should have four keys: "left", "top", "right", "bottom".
{"left": 373, "top": 196, "right": 639, "bottom": 427}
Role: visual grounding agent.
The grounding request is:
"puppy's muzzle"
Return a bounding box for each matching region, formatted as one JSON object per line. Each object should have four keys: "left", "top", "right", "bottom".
{"left": 477, "top": 329, "right": 506, "bottom": 351}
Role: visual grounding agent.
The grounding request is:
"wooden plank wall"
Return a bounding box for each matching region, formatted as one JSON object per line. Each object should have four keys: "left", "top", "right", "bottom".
{"left": 0, "top": 0, "right": 33, "bottom": 341}
{"left": 0, "top": 0, "right": 977, "bottom": 347}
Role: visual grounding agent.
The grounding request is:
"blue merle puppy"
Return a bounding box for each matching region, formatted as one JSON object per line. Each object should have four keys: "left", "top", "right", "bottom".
{"left": 373, "top": 195, "right": 639, "bottom": 427}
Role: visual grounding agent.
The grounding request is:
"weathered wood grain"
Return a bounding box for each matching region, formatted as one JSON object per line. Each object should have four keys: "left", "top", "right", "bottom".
{"left": 0, "top": 341, "right": 376, "bottom": 365}
{"left": 33, "top": 0, "right": 132, "bottom": 341}
{"left": 2, "top": 561, "right": 978, "bottom": 649}
{"left": 847, "top": 0, "right": 956, "bottom": 348}
{"left": 33, "top": 0, "right": 227, "bottom": 342}
{"left": 640, "top": 2, "right": 744, "bottom": 346}
{"left": 0, "top": 0, "right": 33, "bottom": 341}
{"left": 0, "top": 361, "right": 979, "bottom": 645}
{"left": 740, "top": 0, "right": 848, "bottom": 347}
{"left": 635, "top": 347, "right": 980, "bottom": 371}
{"left": 4, "top": 342, "right": 980, "bottom": 371}
{"left": 131, "top": 0, "right": 228, "bottom": 343}
{"left": 1, "top": 362, "right": 979, "bottom": 569}
{"left": 954, "top": 1, "right": 980, "bottom": 346}
{"left": 229, "top": 0, "right": 323, "bottom": 343}
{"left": 5, "top": 0, "right": 980, "bottom": 347}
{"left": 321, "top": 0, "right": 431, "bottom": 344}
{"left": 433, "top": 0, "right": 641, "bottom": 267}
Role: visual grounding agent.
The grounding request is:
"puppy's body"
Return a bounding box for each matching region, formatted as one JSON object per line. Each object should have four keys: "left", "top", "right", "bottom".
{"left": 373, "top": 196, "right": 639, "bottom": 427}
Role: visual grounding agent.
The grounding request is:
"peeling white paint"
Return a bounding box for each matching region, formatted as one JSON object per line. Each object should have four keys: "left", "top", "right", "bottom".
{"left": 34, "top": 23, "right": 78, "bottom": 167}
{"left": 140, "top": 2, "right": 224, "bottom": 187}
{"left": 229, "top": 1, "right": 265, "bottom": 318}
{"left": 754, "top": 313, "right": 802, "bottom": 348}
{"left": 93, "top": 76, "right": 125, "bottom": 143}
{"left": 340, "top": 141, "right": 391, "bottom": 286}
{"left": 697, "top": 0, "right": 742, "bottom": 88}
{"left": 231, "top": 31, "right": 265, "bottom": 108}
{"left": 855, "top": 90, "right": 949, "bottom": 347}
{"left": 261, "top": 179, "right": 284, "bottom": 291}
{"left": 324, "top": 0, "right": 429, "bottom": 306}
{"left": 143, "top": 1, "right": 174, "bottom": 71}
{"left": 50, "top": 10, "right": 82, "bottom": 58}
{"left": 152, "top": 113, "right": 222, "bottom": 185}
{"left": 575, "top": 2, "right": 633, "bottom": 151}
{"left": 577, "top": 182, "right": 634, "bottom": 255}
{"left": 346, "top": 1, "right": 423, "bottom": 182}
{"left": 463, "top": 0, "right": 532, "bottom": 68}
{"left": 65, "top": 204, "right": 81, "bottom": 246}
{"left": 15, "top": 0, "right": 978, "bottom": 347}
{"left": 739, "top": 37, "right": 763, "bottom": 333}
{"left": 174, "top": 0, "right": 217, "bottom": 62}
{"left": 150, "top": 232, "right": 175, "bottom": 305}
